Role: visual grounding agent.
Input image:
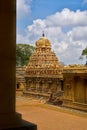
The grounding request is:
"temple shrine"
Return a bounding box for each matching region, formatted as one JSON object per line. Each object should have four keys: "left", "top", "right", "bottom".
{"left": 24, "top": 34, "right": 63, "bottom": 97}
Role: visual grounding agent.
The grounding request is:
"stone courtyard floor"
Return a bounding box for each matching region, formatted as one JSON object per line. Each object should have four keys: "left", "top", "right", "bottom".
{"left": 16, "top": 93, "right": 87, "bottom": 130}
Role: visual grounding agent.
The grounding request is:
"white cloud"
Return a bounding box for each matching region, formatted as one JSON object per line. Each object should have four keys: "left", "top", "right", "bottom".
{"left": 17, "top": 8, "right": 87, "bottom": 65}
{"left": 17, "top": 0, "right": 32, "bottom": 19}
{"left": 67, "top": 26, "right": 87, "bottom": 41}
{"left": 46, "top": 8, "right": 87, "bottom": 27}
{"left": 83, "top": 0, "right": 87, "bottom": 3}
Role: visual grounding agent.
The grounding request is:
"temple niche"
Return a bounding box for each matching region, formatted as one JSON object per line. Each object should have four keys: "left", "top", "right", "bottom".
{"left": 24, "top": 34, "right": 63, "bottom": 97}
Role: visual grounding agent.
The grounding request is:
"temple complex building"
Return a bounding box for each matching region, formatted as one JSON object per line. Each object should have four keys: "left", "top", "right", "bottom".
{"left": 63, "top": 65, "right": 87, "bottom": 111}
{"left": 17, "top": 34, "right": 87, "bottom": 112}
{"left": 24, "top": 34, "right": 63, "bottom": 97}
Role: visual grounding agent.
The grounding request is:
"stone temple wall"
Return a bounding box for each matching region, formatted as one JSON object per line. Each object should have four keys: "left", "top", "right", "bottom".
{"left": 63, "top": 64, "right": 87, "bottom": 111}
{"left": 16, "top": 66, "right": 26, "bottom": 90}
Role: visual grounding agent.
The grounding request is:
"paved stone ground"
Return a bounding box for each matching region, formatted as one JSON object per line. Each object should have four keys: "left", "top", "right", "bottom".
{"left": 16, "top": 94, "right": 87, "bottom": 130}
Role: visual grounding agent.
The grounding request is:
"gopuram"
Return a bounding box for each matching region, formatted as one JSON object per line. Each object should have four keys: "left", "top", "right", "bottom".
{"left": 24, "top": 34, "right": 63, "bottom": 98}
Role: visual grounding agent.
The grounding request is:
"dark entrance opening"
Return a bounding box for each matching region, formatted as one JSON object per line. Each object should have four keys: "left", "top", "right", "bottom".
{"left": 17, "top": 83, "right": 20, "bottom": 89}
{"left": 61, "top": 80, "right": 64, "bottom": 91}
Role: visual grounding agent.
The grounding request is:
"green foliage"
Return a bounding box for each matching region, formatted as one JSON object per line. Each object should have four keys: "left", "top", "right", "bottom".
{"left": 80, "top": 47, "right": 87, "bottom": 65}
{"left": 16, "top": 44, "right": 35, "bottom": 66}
{"left": 81, "top": 47, "right": 87, "bottom": 56}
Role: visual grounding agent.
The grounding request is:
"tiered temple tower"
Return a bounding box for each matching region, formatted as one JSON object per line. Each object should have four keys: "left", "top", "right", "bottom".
{"left": 24, "top": 34, "right": 63, "bottom": 97}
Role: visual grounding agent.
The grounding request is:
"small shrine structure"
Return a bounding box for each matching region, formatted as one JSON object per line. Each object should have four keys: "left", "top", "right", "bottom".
{"left": 24, "top": 34, "right": 63, "bottom": 98}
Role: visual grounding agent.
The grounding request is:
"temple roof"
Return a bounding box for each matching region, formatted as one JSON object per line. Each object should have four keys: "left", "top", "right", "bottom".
{"left": 25, "top": 35, "right": 63, "bottom": 78}
{"left": 63, "top": 65, "right": 87, "bottom": 74}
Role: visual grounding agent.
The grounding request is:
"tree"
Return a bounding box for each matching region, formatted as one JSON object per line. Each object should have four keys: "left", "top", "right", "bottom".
{"left": 80, "top": 47, "right": 87, "bottom": 65}
{"left": 16, "top": 44, "right": 35, "bottom": 66}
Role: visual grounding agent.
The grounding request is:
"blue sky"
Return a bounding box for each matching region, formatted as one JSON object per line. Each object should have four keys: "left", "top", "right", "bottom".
{"left": 17, "top": 0, "right": 87, "bottom": 65}
{"left": 17, "top": 0, "right": 87, "bottom": 33}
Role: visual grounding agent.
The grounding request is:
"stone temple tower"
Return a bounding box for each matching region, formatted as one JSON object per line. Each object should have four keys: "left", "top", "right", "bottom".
{"left": 24, "top": 34, "right": 63, "bottom": 97}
